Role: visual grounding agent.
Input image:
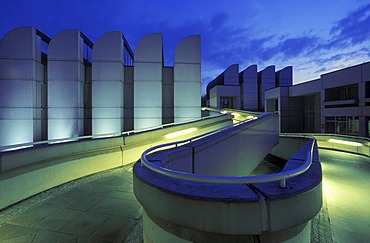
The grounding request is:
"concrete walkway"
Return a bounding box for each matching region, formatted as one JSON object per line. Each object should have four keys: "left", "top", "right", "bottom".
{"left": 0, "top": 149, "right": 369, "bottom": 242}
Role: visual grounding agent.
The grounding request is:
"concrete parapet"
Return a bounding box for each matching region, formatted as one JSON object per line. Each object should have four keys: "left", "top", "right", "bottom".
{"left": 0, "top": 115, "right": 232, "bottom": 210}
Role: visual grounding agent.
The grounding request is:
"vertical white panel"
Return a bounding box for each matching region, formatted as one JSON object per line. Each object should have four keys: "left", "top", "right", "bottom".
{"left": 259, "top": 65, "right": 276, "bottom": 111}
{"left": 174, "top": 35, "right": 201, "bottom": 122}
{"left": 0, "top": 27, "right": 42, "bottom": 146}
{"left": 276, "top": 66, "right": 292, "bottom": 87}
{"left": 134, "top": 33, "right": 163, "bottom": 129}
{"left": 92, "top": 31, "right": 124, "bottom": 135}
{"left": 48, "top": 29, "right": 84, "bottom": 140}
{"left": 240, "top": 65, "right": 258, "bottom": 111}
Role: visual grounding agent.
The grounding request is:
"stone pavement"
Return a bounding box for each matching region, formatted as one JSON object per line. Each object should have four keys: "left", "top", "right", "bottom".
{"left": 0, "top": 163, "right": 143, "bottom": 242}
{"left": 0, "top": 149, "right": 369, "bottom": 242}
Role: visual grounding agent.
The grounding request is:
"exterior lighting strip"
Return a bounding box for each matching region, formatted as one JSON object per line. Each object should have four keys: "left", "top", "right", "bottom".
{"left": 328, "top": 138, "right": 362, "bottom": 147}
{"left": 164, "top": 128, "right": 198, "bottom": 139}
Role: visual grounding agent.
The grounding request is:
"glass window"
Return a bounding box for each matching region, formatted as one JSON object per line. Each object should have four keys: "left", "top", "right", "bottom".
{"left": 336, "top": 116, "right": 347, "bottom": 135}
{"left": 348, "top": 116, "right": 359, "bottom": 135}
{"left": 325, "top": 117, "right": 335, "bottom": 134}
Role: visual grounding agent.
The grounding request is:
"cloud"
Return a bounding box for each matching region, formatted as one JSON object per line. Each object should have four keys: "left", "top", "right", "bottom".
{"left": 278, "top": 37, "right": 319, "bottom": 58}
{"left": 329, "top": 3, "right": 370, "bottom": 48}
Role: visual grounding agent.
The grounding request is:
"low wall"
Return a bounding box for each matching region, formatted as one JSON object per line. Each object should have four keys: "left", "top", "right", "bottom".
{"left": 0, "top": 114, "right": 232, "bottom": 210}
{"left": 314, "top": 134, "right": 369, "bottom": 157}
{"left": 281, "top": 133, "right": 370, "bottom": 157}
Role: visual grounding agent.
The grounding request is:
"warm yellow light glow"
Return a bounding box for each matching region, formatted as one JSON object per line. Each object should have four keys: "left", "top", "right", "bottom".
{"left": 246, "top": 115, "right": 254, "bottom": 119}
{"left": 231, "top": 112, "right": 240, "bottom": 117}
{"left": 164, "top": 127, "right": 198, "bottom": 139}
{"left": 201, "top": 107, "right": 206, "bottom": 111}
{"left": 221, "top": 111, "right": 228, "bottom": 114}
{"left": 328, "top": 138, "right": 362, "bottom": 147}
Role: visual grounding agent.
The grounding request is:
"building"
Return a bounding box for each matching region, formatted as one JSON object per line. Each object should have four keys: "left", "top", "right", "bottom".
{"left": 0, "top": 27, "right": 201, "bottom": 147}
{"left": 205, "top": 64, "right": 292, "bottom": 111}
{"left": 205, "top": 61, "right": 370, "bottom": 137}
{"left": 266, "top": 61, "right": 370, "bottom": 137}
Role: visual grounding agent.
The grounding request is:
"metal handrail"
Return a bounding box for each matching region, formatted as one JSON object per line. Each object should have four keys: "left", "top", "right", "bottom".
{"left": 141, "top": 118, "right": 314, "bottom": 188}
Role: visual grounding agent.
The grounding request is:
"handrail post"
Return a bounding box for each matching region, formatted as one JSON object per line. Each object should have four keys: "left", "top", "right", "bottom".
{"left": 279, "top": 179, "right": 286, "bottom": 188}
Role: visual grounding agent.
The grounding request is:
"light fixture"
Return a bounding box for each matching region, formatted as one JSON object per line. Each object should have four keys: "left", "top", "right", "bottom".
{"left": 328, "top": 138, "right": 362, "bottom": 147}
{"left": 164, "top": 127, "right": 198, "bottom": 139}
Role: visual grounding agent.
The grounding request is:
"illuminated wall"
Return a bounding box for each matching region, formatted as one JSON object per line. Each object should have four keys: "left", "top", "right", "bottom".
{"left": 240, "top": 65, "right": 258, "bottom": 111}
{"left": 48, "top": 29, "right": 85, "bottom": 140}
{"left": 134, "top": 33, "right": 163, "bottom": 129}
{"left": 174, "top": 35, "right": 201, "bottom": 122}
{"left": 0, "top": 28, "right": 202, "bottom": 146}
{"left": 0, "top": 27, "right": 45, "bottom": 146}
{"left": 92, "top": 31, "right": 125, "bottom": 135}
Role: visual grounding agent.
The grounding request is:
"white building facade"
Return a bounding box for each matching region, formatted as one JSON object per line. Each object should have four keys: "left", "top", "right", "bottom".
{"left": 0, "top": 27, "right": 201, "bottom": 146}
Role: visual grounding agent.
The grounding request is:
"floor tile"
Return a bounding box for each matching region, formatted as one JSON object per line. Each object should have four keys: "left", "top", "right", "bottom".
{"left": 89, "top": 216, "right": 137, "bottom": 242}
{"left": 35, "top": 208, "right": 83, "bottom": 231}
{"left": 32, "top": 230, "right": 77, "bottom": 242}
{"left": 0, "top": 223, "right": 37, "bottom": 242}
{"left": 59, "top": 211, "right": 109, "bottom": 237}
{"left": 8, "top": 204, "right": 60, "bottom": 227}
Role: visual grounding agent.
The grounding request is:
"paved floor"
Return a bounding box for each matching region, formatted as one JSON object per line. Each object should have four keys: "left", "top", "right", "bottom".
{"left": 0, "top": 149, "right": 369, "bottom": 242}
{"left": 318, "top": 149, "right": 370, "bottom": 243}
{"left": 0, "top": 163, "right": 143, "bottom": 242}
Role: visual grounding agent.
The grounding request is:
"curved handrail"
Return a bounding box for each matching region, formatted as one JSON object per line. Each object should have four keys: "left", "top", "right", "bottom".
{"left": 141, "top": 123, "right": 314, "bottom": 188}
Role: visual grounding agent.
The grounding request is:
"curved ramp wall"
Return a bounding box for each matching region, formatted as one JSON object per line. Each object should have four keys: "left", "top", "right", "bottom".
{"left": 133, "top": 136, "right": 322, "bottom": 242}
{"left": 0, "top": 114, "right": 232, "bottom": 210}
{"left": 159, "top": 113, "right": 279, "bottom": 176}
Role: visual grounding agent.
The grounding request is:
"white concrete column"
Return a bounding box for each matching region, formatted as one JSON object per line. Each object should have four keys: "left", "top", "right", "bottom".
{"left": 0, "top": 27, "right": 44, "bottom": 146}
{"left": 92, "top": 31, "right": 125, "bottom": 135}
{"left": 134, "top": 33, "right": 163, "bottom": 129}
{"left": 48, "top": 29, "right": 84, "bottom": 140}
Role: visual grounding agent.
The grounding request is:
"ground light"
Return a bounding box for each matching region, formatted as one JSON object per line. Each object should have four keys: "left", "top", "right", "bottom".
{"left": 328, "top": 138, "right": 362, "bottom": 146}
{"left": 164, "top": 127, "right": 198, "bottom": 139}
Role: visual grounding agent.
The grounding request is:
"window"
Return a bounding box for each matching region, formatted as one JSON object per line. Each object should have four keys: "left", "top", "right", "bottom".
{"left": 325, "top": 116, "right": 359, "bottom": 135}
{"left": 348, "top": 116, "right": 359, "bottom": 135}
{"left": 325, "top": 84, "right": 358, "bottom": 101}
{"left": 325, "top": 117, "right": 335, "bottom": 134}
{"left": 366, "top": 82, "right": 370, "bottom": 98}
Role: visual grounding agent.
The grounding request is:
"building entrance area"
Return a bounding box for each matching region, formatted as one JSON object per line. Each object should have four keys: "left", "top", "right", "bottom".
{"left": 220, "top": 96, "right": 236, "bottom": 109}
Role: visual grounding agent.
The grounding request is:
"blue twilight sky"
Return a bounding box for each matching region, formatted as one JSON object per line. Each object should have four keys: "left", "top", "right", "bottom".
{"left": 1, "top": 0, "right": 370, "bottom": 93}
